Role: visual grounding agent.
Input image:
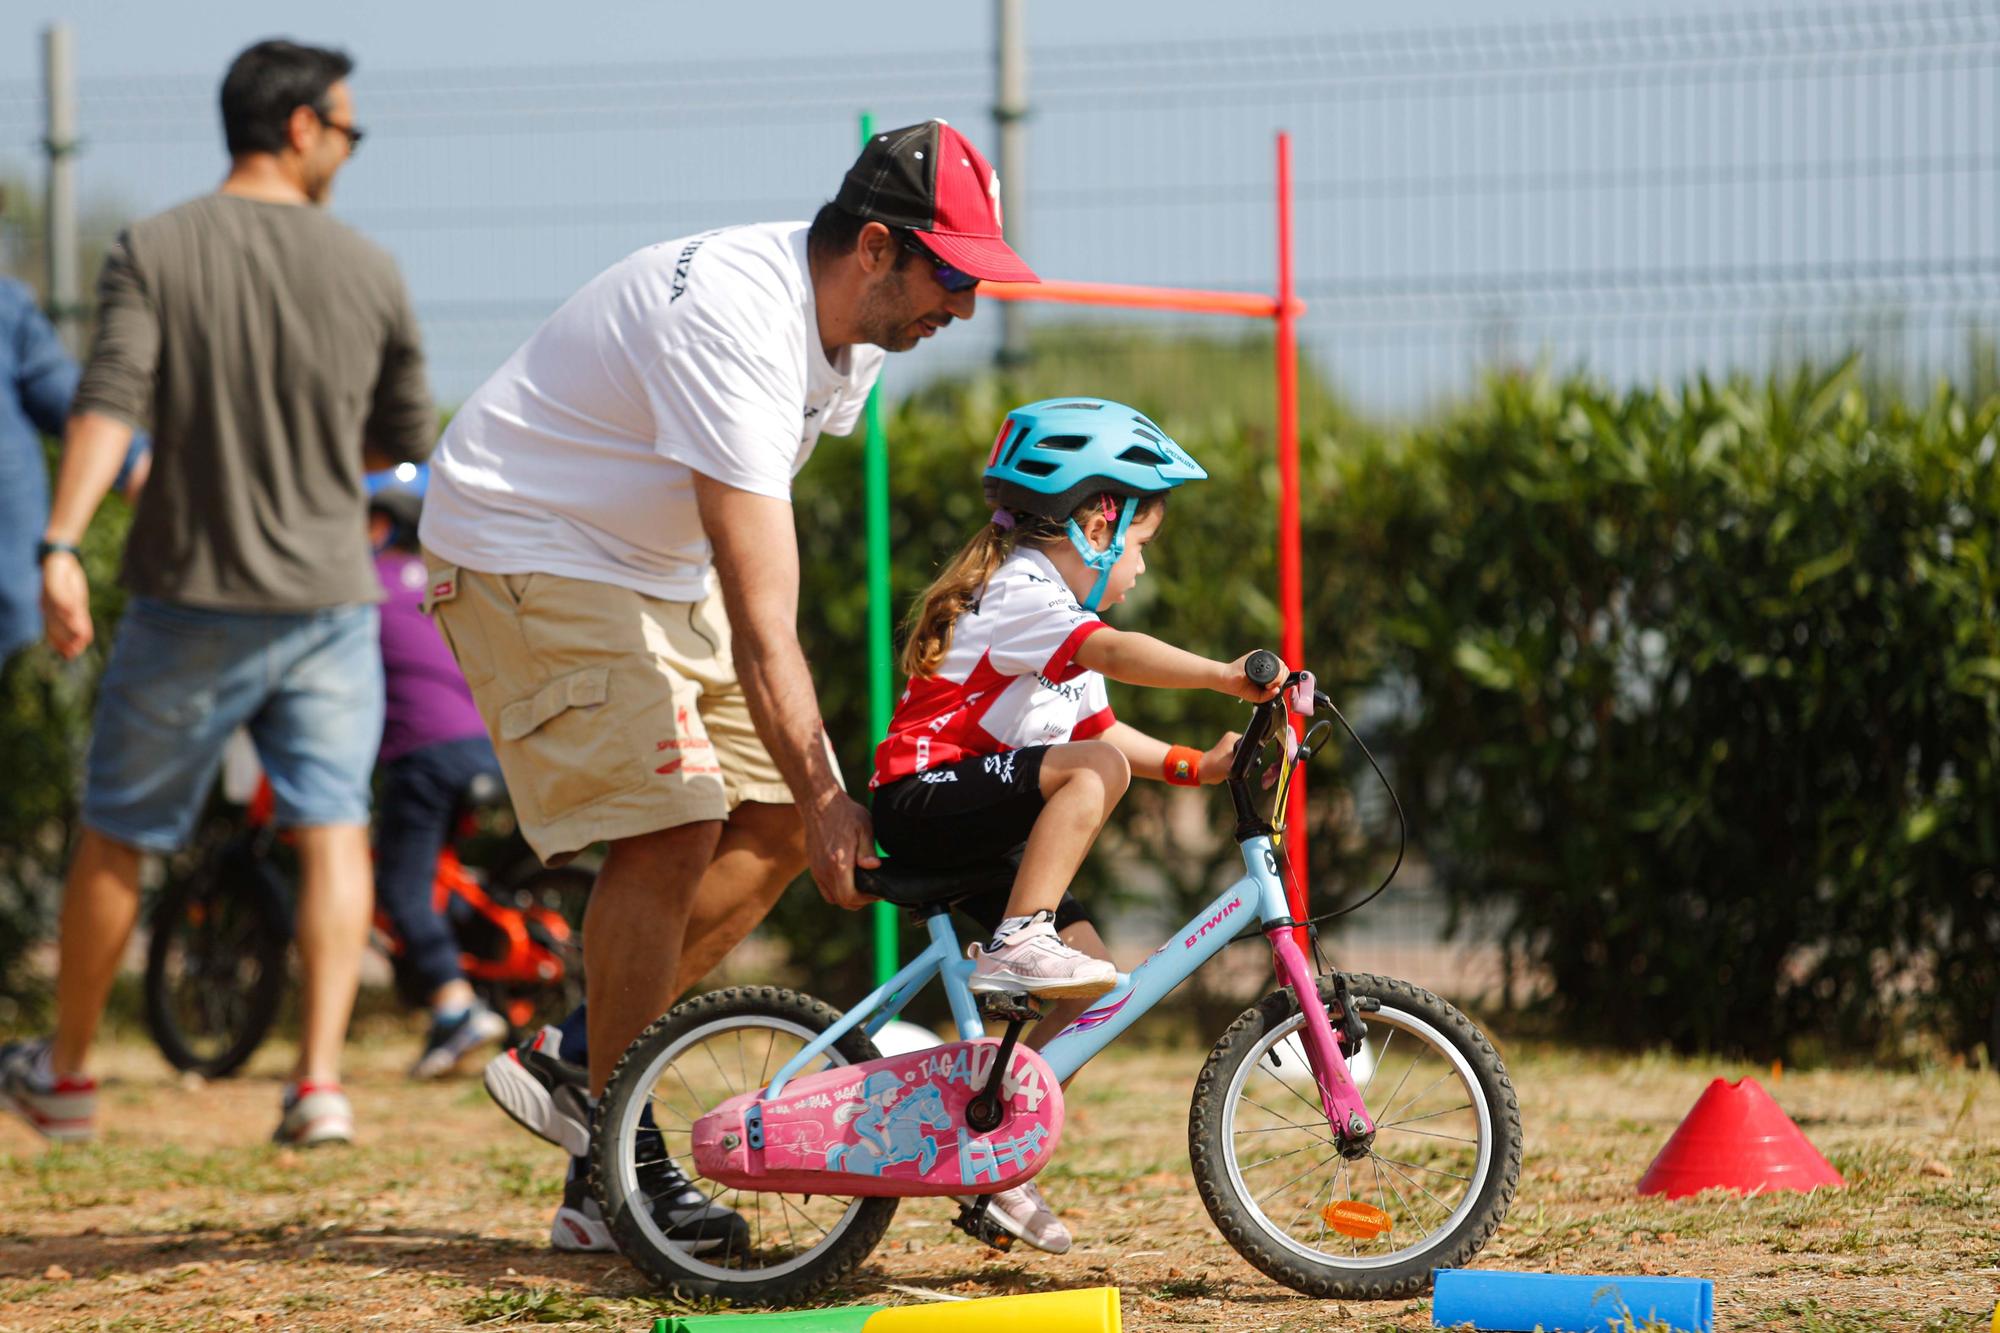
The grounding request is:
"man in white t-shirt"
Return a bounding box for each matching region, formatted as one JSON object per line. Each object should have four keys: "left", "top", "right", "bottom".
{"left": 418, "top": 120, "right": 1036, "bottom": 1253}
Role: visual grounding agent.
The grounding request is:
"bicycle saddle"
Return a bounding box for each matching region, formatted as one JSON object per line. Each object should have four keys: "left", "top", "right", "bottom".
{"left": 855, "top": 857, "right": 1018, "bottom": 911}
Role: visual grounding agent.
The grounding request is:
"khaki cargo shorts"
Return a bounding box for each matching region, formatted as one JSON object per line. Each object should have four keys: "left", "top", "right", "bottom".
{"left": 421, "top": 555, "right": 794, "bottom": 866}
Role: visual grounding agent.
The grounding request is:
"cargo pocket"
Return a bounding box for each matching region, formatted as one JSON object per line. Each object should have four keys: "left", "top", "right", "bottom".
{"left": 497, "top": 665, "right": 642, "bottom": 822}
{"left": 424, "top": 564, "right": 498, "bottom": 689}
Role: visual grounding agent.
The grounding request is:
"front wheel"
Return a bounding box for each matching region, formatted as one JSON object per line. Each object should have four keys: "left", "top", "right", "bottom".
{"left": 592, "top": 986, "right": 899, "bottom": 1304}
{"left": 1189, "top": 972, "right": 1521, "bottom": 1299}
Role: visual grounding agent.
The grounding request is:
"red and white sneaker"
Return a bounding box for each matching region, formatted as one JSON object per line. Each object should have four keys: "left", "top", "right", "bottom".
{"left": 273, "top": 1082, "right": 354, "bottom": 1147}
{"left": 0, "top": 1038, "right": 96, "bottom": 1143}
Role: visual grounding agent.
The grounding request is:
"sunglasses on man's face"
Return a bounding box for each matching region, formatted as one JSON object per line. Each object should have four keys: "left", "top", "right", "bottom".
{"left": 312, "top": 107, "right": 365, "bottom": 154}
{"left": 898, "top": 234, "right": 979, "bottom": 294}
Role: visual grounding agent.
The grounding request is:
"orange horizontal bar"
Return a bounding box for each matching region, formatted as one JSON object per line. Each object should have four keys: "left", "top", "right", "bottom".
{"left": 982, "top": 278, "right": 1305, "bottom": 321}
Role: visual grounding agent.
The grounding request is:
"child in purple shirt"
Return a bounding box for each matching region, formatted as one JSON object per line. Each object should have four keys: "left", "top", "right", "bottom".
{"left": 368, "top": 466, "right": 511, "bottom": 1077}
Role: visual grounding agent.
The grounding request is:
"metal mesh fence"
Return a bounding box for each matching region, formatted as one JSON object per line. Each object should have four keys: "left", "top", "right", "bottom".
{"left": 1, "top": 1, "right": 1994, "bottom": 996}
{"left": 3, "top": 3, "right": 1993, "bottom": 409}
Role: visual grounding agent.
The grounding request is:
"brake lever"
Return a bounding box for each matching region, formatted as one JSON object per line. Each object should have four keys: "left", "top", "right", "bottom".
{"left": 1287, "top": 671, "right": 1317, "bottom": 717}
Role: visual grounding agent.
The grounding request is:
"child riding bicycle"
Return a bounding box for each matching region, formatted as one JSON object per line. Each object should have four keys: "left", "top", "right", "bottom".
{"left": 868, "top": 396, "right": 1281, "bottom": 1251}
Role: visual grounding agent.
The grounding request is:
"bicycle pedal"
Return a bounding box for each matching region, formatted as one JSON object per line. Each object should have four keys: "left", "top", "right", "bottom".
{"left": 976, "top": 992, "right": 1047, "bottom": 1023}
{"left": 951, "top": 1201, "right": 1015, "bottom": 1251}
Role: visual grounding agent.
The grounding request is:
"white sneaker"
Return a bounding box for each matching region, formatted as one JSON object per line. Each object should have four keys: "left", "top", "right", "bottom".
{"left": 968, "top": 918, "right": 1115, "bottom": 1000}
{"left": 957, "top": 1180, "right": 1073, "bottom": 1254}
{"left": 272, "top": 1083, "right": 353, "bottom": 1147}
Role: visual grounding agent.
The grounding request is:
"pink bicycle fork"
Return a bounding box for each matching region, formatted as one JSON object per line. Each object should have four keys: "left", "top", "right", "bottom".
{"left": 1266, "top": 925, "right": 1376, "bottom": 1144}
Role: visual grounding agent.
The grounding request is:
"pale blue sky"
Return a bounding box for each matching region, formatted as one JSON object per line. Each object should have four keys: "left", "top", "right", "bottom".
{"left": 3, "top": 0, "right": 1741, "bottom": 84}
{"left": 6, "top": 0, "right": 1976, "bottom": 411}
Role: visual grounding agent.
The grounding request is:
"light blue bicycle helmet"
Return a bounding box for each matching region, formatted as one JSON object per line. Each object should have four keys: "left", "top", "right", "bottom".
{"left": 982, "top": 397, "right": 1206, "bottom": 610}
{"left": 365, "top": 461, "right": 429, "bottom": 530}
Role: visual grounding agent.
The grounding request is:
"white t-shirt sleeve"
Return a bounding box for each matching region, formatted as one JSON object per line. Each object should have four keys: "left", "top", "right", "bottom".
{"left": 644, "top": 337, "right": 804, "bottom": 499}
{"left": 983, "top": 569, "right": 1106, "bottom": 679}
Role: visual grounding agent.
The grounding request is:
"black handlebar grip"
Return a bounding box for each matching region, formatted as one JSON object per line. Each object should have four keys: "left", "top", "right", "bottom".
{"left": 1244, "top": 650, "right": 1282, "bottom": 689}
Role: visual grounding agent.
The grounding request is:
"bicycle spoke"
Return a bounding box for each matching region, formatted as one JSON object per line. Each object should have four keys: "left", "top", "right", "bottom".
{"left": 1376, "top": 1102, "right": 1475, "bottom": 1133}
{"left": 1368, "top": 1150, "right": 1471, "bottom": 1185}
{"left": 702, "top": 1037, "right": 740, "bottom": 1099}
{"left": 1372, "top": 1151, "right": 1459, "bottom": 1222}
{"left": 1240, "top": 1091, "right": 1334, "bottom": 1142}
{"left": 1377, "top": 1066, "right": 1455, "bottom": 1129}
{"left": 1363, "top": 1029, "right": 1392, "bottom": 1098}
{"left": 1237, "top": 1141, "right": 1326, "bottom": 1175}
{"left": 1372, "top": 1044, "right": 1418, "bottom": 1126}
{"left": 779, "top": 1191, "right": 833, "bottom": 1242}
{"left": 1265, "top": 1059, "right": 1338, "bottom": 1124}
{"left": 644, "top": 1089, "right": 697, "bottom": 1127}
{"left": 1289, "top": 1153, "right": 1343, "bottom": 1238}
{"left": 1255, "top": 1145, "right": 1346, "bottom": 1208}
{"left": 1378, "top": 1122, "right": 1479, "bottom": 1146}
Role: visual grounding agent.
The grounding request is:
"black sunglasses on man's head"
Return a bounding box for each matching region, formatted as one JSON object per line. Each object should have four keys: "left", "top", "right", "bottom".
{"left": 898, "top": 233, "right": 979, "bottom": 293}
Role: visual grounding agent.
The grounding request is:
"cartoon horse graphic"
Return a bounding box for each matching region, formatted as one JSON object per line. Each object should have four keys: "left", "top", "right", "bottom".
{"left": 826, "top": 1073, "right": 951, "bottom": 1176}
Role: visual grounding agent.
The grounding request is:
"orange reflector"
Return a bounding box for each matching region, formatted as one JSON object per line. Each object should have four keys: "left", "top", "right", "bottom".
{"left": 1322, "top": 1200, "right": 1392, "bottom": 1239}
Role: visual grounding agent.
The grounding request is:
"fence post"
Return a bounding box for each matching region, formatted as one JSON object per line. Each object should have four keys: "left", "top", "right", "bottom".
{"left": 994, "top": 0, "right": 1029, "bottom": 367}
{"left": 41, "top": 23, "right": 81, "bottom": 354}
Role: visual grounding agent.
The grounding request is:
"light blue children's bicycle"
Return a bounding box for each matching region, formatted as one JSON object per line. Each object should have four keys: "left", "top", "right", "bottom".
{"left": 592, "top": 652, "right": 1522, "bottom": 1304}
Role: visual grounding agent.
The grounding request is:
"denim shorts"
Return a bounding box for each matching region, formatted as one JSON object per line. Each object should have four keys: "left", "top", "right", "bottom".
{"left": 84, "top": 597, "right": 385, "bottom": 852}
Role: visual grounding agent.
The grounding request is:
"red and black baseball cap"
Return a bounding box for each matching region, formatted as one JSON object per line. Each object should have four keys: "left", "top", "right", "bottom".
{"left": 835, "top": 119, "right": 1039, "bottom": 284}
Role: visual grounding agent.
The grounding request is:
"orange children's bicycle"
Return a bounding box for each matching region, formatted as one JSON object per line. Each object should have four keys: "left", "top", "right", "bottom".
{"left": 142, "top": 775, "right": 589, "bottom": 1078}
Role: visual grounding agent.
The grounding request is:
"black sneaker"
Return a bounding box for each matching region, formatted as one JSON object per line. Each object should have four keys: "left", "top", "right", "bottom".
{"left": 482, "top": 1025, "right": 591, "bottom": 1156}
{"left": 551, "top": 1151, "right": 750, "bottom": 1256}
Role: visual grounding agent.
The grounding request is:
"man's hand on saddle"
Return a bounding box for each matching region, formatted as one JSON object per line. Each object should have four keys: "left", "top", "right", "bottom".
{"left": 805, "top": 792, "right": 880, "bottom": 911}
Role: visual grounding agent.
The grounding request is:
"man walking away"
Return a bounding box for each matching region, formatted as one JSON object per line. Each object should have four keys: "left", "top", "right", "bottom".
{"left": 0, "top": 39, "right": 433, "bottom": 1147}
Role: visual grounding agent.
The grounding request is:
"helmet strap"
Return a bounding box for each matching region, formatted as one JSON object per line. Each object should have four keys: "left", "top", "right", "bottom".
{"left": 1066, "top": 497, "right": 1138, "bottom": 612}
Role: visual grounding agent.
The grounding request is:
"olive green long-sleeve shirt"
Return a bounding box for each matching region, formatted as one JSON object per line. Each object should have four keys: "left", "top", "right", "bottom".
{"left": 74, "top": 193, "right": 434, "bottom": 610}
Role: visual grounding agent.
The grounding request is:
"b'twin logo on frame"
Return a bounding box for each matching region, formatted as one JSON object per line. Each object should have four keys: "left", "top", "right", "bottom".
{"left": 1185, "top": 896, "right": 1244, "bottom": 950}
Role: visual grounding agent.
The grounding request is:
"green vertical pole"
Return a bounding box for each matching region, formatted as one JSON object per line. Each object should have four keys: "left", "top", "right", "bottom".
{"left": 861, "top": 111, "right": 898, "bottom": 988}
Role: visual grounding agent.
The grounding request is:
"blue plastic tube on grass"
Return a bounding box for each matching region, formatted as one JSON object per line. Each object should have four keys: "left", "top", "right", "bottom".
{"left": 1432, "top": 1269, "right": 1714, "bottom": 1332}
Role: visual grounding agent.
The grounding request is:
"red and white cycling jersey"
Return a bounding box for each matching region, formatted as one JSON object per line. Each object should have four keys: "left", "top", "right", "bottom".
{"left": 871, "top": 548, "right": 1116, "bottom": 787}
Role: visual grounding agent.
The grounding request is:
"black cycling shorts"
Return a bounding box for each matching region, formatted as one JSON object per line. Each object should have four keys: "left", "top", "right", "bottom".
{"left": 871, "top": 745, "right": 1093, "bottom": 935}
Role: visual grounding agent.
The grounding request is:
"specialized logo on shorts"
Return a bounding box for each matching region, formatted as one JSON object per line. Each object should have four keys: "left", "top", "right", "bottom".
{"left": 918, "top": 770, "right": 958, "bottom": 784}
{"left": 982, "top": 752, "right": 1017, "bottom": 783}
{"left": 656, "top": 709, "right": 720, "bottom": 777}
{"left": 429, "top": 578, "right": 455, "bottom": 602}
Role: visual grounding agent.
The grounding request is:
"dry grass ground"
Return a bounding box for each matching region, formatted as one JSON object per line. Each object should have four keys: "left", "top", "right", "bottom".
{"left": 0, "top": 1007, "right": 1994, "bottom": 1332}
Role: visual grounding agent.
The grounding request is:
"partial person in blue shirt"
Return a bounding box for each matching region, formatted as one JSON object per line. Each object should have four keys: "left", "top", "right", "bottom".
{"left": 0, "top": 275, "right": 148, "bottom": 663}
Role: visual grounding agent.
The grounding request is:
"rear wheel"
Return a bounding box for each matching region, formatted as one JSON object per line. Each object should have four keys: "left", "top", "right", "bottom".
{"left": 143, "top": 830, "right": 291, "bottom": 1078}
{"left": 592, "top": 986, "right": 897, "bottom": 1304}
{"left": 1189, "top": 972, "right": 1521, "bottom": 1299}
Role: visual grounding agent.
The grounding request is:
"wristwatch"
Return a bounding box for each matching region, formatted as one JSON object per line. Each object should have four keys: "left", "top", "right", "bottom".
{"left": 35, "top": 539, "right": 82, "bottom": 564}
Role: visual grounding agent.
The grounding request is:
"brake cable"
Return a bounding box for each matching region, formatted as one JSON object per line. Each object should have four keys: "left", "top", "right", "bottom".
{"left": 1286, "top": 691, "right": 1407, "bottom": 932}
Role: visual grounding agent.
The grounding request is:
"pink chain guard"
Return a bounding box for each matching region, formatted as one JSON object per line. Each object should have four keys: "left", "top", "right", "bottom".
{"left": 692, "top": 1039, "right": 1066, "bottom": 1198}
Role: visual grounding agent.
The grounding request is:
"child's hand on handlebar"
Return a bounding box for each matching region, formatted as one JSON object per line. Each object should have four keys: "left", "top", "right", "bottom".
{"left": 1199, "top": 731, "right": 1242, "bottom": 784}
{"left": 1220, "top": 652, "right": 1288, "bottom": 703}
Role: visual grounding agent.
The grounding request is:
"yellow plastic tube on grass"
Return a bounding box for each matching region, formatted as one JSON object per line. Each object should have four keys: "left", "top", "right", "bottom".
{"left": 657, "top": 1286, "right": 1120, "bottom": 1333}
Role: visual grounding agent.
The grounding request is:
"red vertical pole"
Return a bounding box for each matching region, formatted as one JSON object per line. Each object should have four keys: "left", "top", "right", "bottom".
{"left": 1274, "top": 130, "right": 1311, "bottom": 956}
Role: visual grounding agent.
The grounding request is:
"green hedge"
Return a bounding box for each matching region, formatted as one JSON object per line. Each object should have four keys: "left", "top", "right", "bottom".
{"left": 1319, "top": 363, "right": 2000, "bottom": 1057}
{"left": 5, "top": 343, "right": 1994, "bottom": 1059}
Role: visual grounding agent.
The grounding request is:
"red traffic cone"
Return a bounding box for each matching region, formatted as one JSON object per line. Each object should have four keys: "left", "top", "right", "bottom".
{"left": 1637, "top": 1076, "right": 1845, "bottom": 1199}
